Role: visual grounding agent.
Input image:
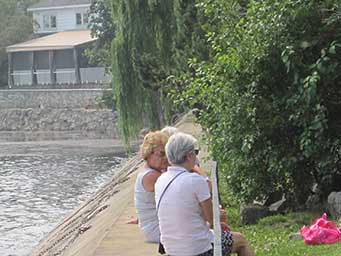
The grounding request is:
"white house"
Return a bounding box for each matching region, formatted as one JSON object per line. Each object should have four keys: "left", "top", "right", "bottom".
{"left": 27, "top": 0, "right": 91, "bottom": 35}
{"left": 6, "top": 0, "right": 111, "bottom": 87}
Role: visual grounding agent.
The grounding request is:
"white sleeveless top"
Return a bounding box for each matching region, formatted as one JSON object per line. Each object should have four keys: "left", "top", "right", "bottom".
{"left": 134, "top": 167, "right": 160, "bottom": 243}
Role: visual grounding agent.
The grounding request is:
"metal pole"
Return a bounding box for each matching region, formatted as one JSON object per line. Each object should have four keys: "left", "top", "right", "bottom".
{"left": 49, "top": 50, "right": 56, "bottom": 85}
{"left": 8, "top": 52, "right": 13, "bottom": 88}
{"left": 73, "top": 48, "right": 81, "bottom": 84}
{"left": 31, "top": 51, "right": 37, "bottom": 85}
{"left": 211, "top": 161, "right": 222, "bottom": 256}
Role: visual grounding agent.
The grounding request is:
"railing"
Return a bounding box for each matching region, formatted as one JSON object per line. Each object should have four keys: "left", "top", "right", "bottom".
{"left": 34, "top": 70, "right": 50, "bottom": 85}
{"left": 10, "top": 68, "right": 112, "bottom": 86}
{"left": 80, "top": 67, "right": 111, "bottom": 84}
{"left": 211, "top": 161, "right": 222, "bottom": 256}
{"left": 55, "top": 68, "right": 76, "bottom": 84}
{"left": 12, "top": 71, "right": 32, "bottom": 86}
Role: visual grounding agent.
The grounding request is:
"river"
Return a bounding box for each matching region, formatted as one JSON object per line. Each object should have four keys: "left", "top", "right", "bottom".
{"left": 0, "top": 135, "right": 128, "bottom": 256}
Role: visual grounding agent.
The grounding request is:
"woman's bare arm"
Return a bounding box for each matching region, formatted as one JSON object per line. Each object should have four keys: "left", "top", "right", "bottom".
{"left": 199, "top": 198, "right": 213, "bottom": 228}
{"left": 142, "top": 171, "right": 161, "bottom": 192}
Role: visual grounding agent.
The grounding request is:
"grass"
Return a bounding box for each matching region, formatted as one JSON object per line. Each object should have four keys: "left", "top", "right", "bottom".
{"left": 225, "top": 207, "right": 341, "bottom": 255}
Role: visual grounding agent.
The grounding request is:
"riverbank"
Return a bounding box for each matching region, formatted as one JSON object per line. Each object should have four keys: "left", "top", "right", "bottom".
{"left": 31, "top": 112, "right": 341, "bottom": 256}
{"left": 31, "top": 112, "right": 212, "bottom": 256}
{"left": 31, "top": 156, "right": 143, "bottom": 256}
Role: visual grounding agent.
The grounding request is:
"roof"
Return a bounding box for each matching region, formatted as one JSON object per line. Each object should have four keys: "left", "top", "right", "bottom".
{"left": 28, "top": 0, "right": 91, "bottom": 11}
{"left": 6, "top": 30, "right": 96, "bottom": 53}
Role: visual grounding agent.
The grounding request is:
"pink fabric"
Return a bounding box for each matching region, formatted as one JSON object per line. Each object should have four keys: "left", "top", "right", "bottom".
{"left": 301, "top": 213, "right": 341, "bottom": 245}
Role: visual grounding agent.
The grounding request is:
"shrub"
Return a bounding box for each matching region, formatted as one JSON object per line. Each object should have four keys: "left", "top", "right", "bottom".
{"left": 175, "top": 0, "right": 341, "bottom": 204}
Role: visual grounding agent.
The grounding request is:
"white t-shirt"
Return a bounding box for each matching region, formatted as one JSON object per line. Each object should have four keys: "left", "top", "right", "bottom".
{"left": 155, "top": 166, "right": 213, "bottom": 256}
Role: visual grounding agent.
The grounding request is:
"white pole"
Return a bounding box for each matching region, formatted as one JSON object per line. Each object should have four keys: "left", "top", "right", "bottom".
{"left": 211, "top": 161, "right": 222, "bottom": 256}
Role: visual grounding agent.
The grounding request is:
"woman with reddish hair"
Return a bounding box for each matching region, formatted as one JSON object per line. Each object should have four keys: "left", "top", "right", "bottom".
{"left": 134, "top": 131, "right": 169, "bottom": 243}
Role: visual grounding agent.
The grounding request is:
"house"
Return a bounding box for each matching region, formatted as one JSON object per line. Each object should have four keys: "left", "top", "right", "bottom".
{"left": 28, "top": 0, "right": 91, "bottom": 35}
{"left": 6, "top": 0, "right": 111, "bottom": 87}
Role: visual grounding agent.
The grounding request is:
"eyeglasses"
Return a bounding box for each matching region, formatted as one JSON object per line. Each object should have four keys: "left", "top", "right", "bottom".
{"left": 194, "top": 149, "right": 199, "bottom": 155}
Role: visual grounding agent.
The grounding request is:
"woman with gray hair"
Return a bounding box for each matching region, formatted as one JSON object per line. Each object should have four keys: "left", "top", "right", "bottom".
{"left": 161, "top": 126, "right": 208, "bottom": 179}
{"left": 155, "top": 132, "right": 254, "bottom": 256}
{"left": 161, "top": 126, "right": 179, "bottom": 136}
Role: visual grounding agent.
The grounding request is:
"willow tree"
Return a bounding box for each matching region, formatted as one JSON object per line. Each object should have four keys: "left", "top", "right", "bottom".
{"left": 111, "top": 0, "right": 206, "bottom": 143}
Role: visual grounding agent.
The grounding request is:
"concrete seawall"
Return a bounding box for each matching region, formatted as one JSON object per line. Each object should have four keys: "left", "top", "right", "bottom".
{"left": 0, "top": 89, "right": 118, "bottom": 138}
{"left": 31, "top": 112, "right": 212, "bottom": 256}
{"left": 31, "top": 156, "right": 144, "bottom": 256}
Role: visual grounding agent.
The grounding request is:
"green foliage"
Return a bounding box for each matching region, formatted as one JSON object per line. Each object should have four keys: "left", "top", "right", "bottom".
{"left": 222, "top": 181, "right": 341, "bottom": 255}
{"left": 176, "top": 0, "right": 341, "bottom": 204}
{"left": 111, "top": 1, "right": 160, "bottom": 143}
{"left": 85, "top": 0, "right": 116, "bottom": 68}
{"left": 230, "top": 209, "right": 341, "bottom": 255}
{"left": 0, "top": 0, "right": 38, "bottom": 86}
{"left": 111, "top": 0, "right": 206, "bottom": 143}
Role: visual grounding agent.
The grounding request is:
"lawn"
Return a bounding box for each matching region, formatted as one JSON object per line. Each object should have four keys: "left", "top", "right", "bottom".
{"left": 226, "top": 207, "right": 341, "bottom": 255}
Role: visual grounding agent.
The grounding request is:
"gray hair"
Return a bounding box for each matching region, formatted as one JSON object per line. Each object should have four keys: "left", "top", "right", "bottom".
{"left": 161, "top": 126, "right": 179, "bottom": 136}
{"left": 165, "top": 132, "right": 197, "bottom": 165}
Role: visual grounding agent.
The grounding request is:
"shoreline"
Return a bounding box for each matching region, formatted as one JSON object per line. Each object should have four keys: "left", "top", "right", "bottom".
{"left": 31, "top": 155, "right": 143, "bottom": 256}
{"left": 31, "top": 112, "right": 210, "bottom": 255}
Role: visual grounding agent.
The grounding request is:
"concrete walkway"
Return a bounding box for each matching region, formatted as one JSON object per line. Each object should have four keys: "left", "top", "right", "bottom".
{"left": 63, "top": 167, "right": 158, "bottom": 256}
{"left": 91, "top": 114, "right": 207, "bottom": 256}
{"left": 32, "top": 112, "right": 209, "bottom": 256}
{"left": 93, "top": 178, "right": 158, "bottom": 256}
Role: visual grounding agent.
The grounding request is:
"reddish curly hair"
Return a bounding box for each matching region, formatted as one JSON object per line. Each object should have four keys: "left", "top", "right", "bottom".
{"left": 140, "top": 131, "right": 169, "bottom": 160}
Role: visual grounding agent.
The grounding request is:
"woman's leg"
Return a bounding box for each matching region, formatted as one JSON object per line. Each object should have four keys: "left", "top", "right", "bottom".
{"left": 230, "top": 232, "right": 254, "bottom": 256}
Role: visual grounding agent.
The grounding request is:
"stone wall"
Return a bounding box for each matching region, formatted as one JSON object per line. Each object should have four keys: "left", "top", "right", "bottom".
{"left": 0, "top": 89, "right": 118, "bottom": 138}
{"left": 0, "top": 89, "right": 110, "bottom": 109}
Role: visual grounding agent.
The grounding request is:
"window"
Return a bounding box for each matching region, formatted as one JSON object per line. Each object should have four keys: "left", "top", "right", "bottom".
{"left": 76, "top": 13, "right": 82, "bottom": 25}
{"left": 76, "top": 13, "right": 88, "bottom": 26}
{"left": 43, "top": 15, "right": 57, "bottom": 29}
{"left": 51, "top": 16, "right": 56, "bottom": 28}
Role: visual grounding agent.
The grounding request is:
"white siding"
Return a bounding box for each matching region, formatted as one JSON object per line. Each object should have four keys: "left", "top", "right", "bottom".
{"left": 33, "top": 7, "right": 89, "bottom": 34}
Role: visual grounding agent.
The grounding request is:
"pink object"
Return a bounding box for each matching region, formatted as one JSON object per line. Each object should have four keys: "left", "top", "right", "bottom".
{"left": 300, "top": 213, "right": 341, "bottom": 245}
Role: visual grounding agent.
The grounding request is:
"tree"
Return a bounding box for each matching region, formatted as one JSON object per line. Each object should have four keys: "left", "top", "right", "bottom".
{"left": 111, "top": 0, "right": 206, "bottom": 143}
{"left": 0, "top": 0, "right": 38, "bottom": 87}
{"left": 85, "top": 0, "right": 116, "bottom": 69}
{"left": 176, "top": 0, "right": 341, "bottom": 206}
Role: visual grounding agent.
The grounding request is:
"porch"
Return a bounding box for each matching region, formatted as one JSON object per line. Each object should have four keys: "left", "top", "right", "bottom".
{"left": 6, "top": 30, "right": 111, "bottom": 88}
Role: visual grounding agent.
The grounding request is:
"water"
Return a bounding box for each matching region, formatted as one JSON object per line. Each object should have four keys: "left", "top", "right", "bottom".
{"left": 0, "top": 137, "right": 127, "bottom": 256}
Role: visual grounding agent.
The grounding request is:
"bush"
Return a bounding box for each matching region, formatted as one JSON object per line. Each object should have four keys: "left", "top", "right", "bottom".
{"left": 175, "top": 0, "right": 341, "bottom": 204}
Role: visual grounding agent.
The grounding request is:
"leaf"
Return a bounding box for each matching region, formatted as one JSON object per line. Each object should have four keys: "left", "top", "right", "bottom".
{"left": 329, "top": 44, "right": 336, "bottom": 54}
